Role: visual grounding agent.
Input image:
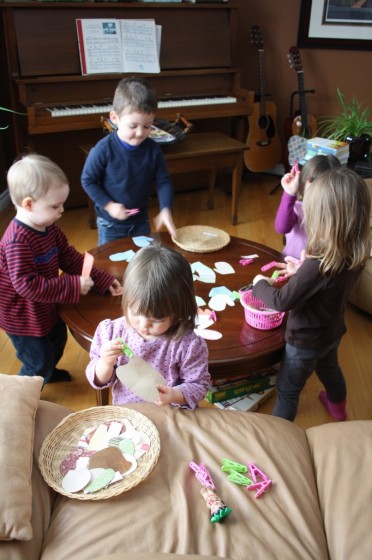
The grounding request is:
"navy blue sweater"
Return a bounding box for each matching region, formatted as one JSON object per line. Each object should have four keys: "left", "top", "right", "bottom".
{"left": 81, "top": 132, "right": 173, "bottom": 225}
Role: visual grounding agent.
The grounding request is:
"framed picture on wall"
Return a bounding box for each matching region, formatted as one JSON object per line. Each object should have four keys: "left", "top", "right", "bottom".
{"left": 298, "top": 0, "right": 372, "bottom": 50}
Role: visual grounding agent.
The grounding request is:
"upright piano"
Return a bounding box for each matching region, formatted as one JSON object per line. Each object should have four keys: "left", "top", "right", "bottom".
{"left": 1, "top": 1, "right": 252, "bottom": 208}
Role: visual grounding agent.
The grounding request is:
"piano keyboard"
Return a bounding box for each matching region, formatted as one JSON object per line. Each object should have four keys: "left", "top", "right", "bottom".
{"left": 46, "top": 96, "right": 238, "bottom": 117}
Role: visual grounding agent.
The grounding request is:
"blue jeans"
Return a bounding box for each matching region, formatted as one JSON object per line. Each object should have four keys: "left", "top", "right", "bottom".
{"left": 273, "top": 340, "right": 346, "bottom": 421}
{"left": 97, "top": 216, "right": 150, "bottom": 246}
{"left": 8, "top": 319, "right": 68, "bottom": 384}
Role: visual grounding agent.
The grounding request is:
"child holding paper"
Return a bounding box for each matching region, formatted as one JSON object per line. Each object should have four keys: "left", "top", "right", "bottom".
{"left": 81, "top": 76, "right": 177, "bottom": 245}
{"left": 0, "top": 154, "right": 122, "bottom": 384}
{"left": 275, "top": 154, "right": 341, "bottom": 261}
{"left": 253, "top": 168, "right": 371, "bottom": 422}
{"left": 86, "top": 243, "right": 211, "bottom": 407}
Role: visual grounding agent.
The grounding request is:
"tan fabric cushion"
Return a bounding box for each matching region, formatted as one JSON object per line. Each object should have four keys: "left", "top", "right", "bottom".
{"left": 306, "top": 420, "right": 372, "bottom": 560}
{"left": 41, "top": 404, "right": 329, "bottom": 560}
{"left": 0, "top": 374, "right": 43, "bottom": 541}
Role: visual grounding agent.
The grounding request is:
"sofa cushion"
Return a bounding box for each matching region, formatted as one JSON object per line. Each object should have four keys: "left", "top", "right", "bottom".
{"left": 41, "top": 404, "right": 329, "bottom": 560}
{"left": 0, "top": 374, "right": 43, "bottom": 541}
{"left": 306, "top": 420, "right": 372, "bottom": 560}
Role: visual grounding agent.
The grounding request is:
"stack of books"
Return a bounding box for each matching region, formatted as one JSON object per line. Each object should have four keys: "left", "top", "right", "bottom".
{"left": 206, "top": 365, "right": 278, "bottom": 412}
{"left": 301, "top": 137, "right": 350, "bottom": 165}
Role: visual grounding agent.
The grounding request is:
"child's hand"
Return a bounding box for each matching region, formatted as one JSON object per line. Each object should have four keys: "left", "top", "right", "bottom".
{"left": 100, "top": 339, "right": 123, "bottom": 366}
{"left": 281, "top": 167, "right": 300, "bottom": 196}
{"left": 104, "top": 201, "right": 130, "bottom": 221}
{"left": 284, "top": 250, "right": 306, "bottom": 276}
{"left": 108, "top": 279, "right": 123, "bottom": 296}
{"left": 153, "top": 208, "right": 177, "bottom": 237}
{"left": 252, "top": 274, "right": 276, "bottom": 286}
{"left": 80, "top": 276, "right": 94, "bottom": 295}
{"left": 154, "top": 384, "right": 185, "bottom": 406}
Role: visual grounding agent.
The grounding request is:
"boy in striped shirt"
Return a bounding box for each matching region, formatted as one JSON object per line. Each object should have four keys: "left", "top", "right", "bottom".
{"left": 0, "top": 154, "right": 122, "bottom": 384}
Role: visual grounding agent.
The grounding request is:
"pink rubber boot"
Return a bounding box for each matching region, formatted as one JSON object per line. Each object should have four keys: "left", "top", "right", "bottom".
{"left": 319, "top": 391, "right": 347, "bottom": 421}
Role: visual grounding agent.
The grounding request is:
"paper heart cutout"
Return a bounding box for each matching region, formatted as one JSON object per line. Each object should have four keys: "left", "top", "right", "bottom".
{"left": 209, "top": 293, "right": 235, "bottom": 312}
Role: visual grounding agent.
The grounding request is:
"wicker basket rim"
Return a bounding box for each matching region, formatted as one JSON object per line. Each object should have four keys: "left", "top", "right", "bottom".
{"left": 172, "top": 225, "right": 230, "bottom": 253}
{"left": 38, "top": 406, "right": 160, "bottom": 501}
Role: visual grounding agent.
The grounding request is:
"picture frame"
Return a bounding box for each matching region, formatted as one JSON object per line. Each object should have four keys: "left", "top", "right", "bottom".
{"left": 298, "top": 0, "right": 372, "bottom": 50}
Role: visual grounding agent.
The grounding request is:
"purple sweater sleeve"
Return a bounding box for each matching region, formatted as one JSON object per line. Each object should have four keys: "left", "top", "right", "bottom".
{"left": 274, "top": 192, "right": 298, "bottom": 234}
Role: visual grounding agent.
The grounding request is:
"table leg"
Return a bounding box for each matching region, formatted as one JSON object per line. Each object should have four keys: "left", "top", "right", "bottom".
{"left": 96, "top": 387, "right": 109, "bottom": 406}
{"left": 231, "top": 153, "right": 244, "bottom": 225}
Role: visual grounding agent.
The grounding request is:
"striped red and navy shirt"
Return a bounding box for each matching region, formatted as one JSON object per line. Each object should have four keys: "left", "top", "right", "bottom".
{"left": 0, "top": 219, "right": 115, "bottom": 336}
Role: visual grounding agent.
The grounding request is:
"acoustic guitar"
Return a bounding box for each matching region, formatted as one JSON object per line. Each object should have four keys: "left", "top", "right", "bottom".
{"left": 287, "top": 46, "right": 317, "bottom": 138}
{"left": 245, "top": 25, "right": 282, "bottom": 173}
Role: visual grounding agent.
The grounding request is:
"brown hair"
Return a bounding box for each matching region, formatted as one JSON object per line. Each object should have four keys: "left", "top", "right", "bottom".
{"left": 297, "top": 154, "right": 341, "bottom": 199}
{"left": 122, "top": 243, "right": 197, "bottom": 339}
{"left": 112, "top": 76, "right": 158, "bottom": 116}
{"left": 303, "top": 167, "right": 371, "bottom": 275}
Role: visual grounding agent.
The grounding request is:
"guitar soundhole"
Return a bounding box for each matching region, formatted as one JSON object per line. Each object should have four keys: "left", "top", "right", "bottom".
{"left": 258, "top": 114, "right": 276, "bottom": 138}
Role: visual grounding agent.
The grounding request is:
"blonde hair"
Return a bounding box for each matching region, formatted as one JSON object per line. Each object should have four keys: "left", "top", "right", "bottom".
{"left": 304, "top": 167, "right": 371, "bottom": 275}
{"left": 7, "top": 153, "right": 68, "bottom": 206}
{"left": 122, "top": 243, "right": 197, "bottom": 339}
{"left": 297, "top": 154, "right": 341, "bottom": 199}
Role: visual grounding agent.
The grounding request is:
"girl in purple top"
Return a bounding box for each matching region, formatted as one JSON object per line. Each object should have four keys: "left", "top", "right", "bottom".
{"left": 275, "top": 155, "right": 341, "bottom": 260}
{"left": 86, "top": 243, "right": 211, "bottom": 408}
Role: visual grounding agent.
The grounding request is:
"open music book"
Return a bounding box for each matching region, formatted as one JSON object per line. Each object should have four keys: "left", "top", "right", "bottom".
{"left": 76, "top": 19, "right": 161, "bottom": 76}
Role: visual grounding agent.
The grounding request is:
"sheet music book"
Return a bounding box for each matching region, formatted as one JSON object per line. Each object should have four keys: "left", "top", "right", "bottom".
{"left": 76, "top": 19, "right": 161, "bottom": 76}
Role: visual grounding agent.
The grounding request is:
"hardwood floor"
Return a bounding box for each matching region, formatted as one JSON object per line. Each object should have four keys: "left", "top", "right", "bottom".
{"left": 1, "top": 172, "right": 371, "bottom": 430}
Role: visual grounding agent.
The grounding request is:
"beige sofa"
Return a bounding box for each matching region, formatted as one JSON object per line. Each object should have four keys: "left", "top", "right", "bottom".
{"left": 1, "top": 374, "right": 372, "bottom": 560}
{"left": 348, "top": 177, "right": 372, "bottom": 315}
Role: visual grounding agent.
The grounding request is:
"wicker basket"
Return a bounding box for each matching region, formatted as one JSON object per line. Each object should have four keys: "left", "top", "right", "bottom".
{"left": 240, "top": 290, "right": 285, "bottom": 330}
{"left": 172, "top": 225, "right": 230, "bottom": 253}
{"left": 39, "top": 406, "right": 160, "bottom": 500}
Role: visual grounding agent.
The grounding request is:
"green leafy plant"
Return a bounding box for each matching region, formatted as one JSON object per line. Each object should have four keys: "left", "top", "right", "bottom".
{"left": 0, "top": 106, "right": 27, "bottom": 130}
{"left": 318, "top": 88, "right": 372, "bottom": 141}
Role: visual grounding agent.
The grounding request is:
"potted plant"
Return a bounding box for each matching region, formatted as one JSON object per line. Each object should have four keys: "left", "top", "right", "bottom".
{"left": 318, "top": 88, "right": 372, "bottom": 165}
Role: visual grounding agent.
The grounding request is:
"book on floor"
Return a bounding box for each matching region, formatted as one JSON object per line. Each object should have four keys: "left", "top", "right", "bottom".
{"left": 214, "top": 387, "right": 276, "bottom": 412}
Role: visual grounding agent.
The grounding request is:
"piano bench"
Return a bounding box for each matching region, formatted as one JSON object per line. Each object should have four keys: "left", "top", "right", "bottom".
{"left": 80, "top": 132, "right": 247, "bottom": 229}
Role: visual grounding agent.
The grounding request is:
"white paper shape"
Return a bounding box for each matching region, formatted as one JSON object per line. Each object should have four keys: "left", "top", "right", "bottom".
{"left": 116, "top": 357, "right": 165, "bottom": 402}
{"left": 88, "top": 424, "right": 109, "bottom": 451}
{"left": 208, "top": 286, "right": 234, "bottom": 297}
{"left": 214, "top": 261, "right": 235, "bottom": 275}
{"left": 132, "top": 236, "right": 153, "bottom": 248}
{"left": 241, "top": 254, "right": 259, "bottom": 259}
{"left": 194, "top": 328, "right": 223, "bottom": 340}
{"left": 195, "top": 318, "right": 215, "bottom": 330}
{"left": 208, "top": 293, "right": 235, "bottom": 311}
{"left": 109, "top": 250, "right": 135, "bottom": 262}
{"left": 191, "top": 261, "right": 216, "bottom": 284}
{"left": 62, "top": 468, "right": 91, "bottom": 493}
{"left": 195, "top": 296, "right": 206, "bottom": 307}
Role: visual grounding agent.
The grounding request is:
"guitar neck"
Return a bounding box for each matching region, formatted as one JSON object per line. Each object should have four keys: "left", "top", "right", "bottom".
{"left": 297, "top": 70, "right": 309, "bottom": 133}
{"left": 258, "top": 48, "right": 267, "bottom": 116}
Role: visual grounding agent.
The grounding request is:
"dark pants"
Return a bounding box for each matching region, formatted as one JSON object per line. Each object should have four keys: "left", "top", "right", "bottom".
{"left": 273, "top": 340, "right": 346, "bottom": 421}
{"left": 8, "top": 319, "right": 68, "bottom": 384}
{"left": 97, "top": 216, "right": 150, "bottom": 246}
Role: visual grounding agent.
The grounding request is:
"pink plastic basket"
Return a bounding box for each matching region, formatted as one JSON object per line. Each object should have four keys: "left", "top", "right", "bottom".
{"left": 240, "top": 290, "right": 285, "bottom": 330}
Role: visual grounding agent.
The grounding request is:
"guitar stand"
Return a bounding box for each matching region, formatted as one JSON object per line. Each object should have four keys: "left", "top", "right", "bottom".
{"left": 269, "top": 88, "right": 316, "bottom": 195}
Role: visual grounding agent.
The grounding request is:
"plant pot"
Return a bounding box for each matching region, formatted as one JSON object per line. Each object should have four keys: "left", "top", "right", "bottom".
{"left": 347, "top": 134, "right": 371, "bottom": 167}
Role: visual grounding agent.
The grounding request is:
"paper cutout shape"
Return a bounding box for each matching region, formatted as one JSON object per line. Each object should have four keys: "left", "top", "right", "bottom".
{"left": 62, "top": 468, "right": 91, "bottom": 493}
{"left": 214, "top": 261, "right": 235, "bottom": 275}
{"left": 191, "top": 262, "right": 216, "bottom": 284}
{"left": 195, "top": 328, "right": 223, "bottom": 341}
{"left": 84, "top": 468, "right": 116, "bottom": 494}
{"left": 288, "top": 135, "right": 307, "bottom": 166}
{"left": 109, "top": 250, "right": 135, "bottom": 262}
{"left": 132, "top": 236, "right": 153, "bottom": 248}
{"left": 88, "top": 424, "right": 108, "bottom": 451}
{"left": 241, "top": 254, "right": 259, "bottom": 259}
{"left": 82, "top": 252, "right": 94, "bottom": 277}
{"left": 89, "top": 447, "right": 132, "bottom": 474}
{"left": 195, "top": 296, "right": 206, "bottom": 307}
{"left": 209, "top": 294, "right": 235, "bottom": 312}
{"left": 116, "top": 358, "right": 165, "bottom": 402}
{"left": 208, "top": 286, "right": 233, "bottom": 297}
